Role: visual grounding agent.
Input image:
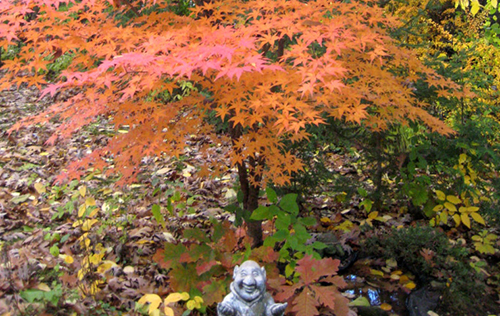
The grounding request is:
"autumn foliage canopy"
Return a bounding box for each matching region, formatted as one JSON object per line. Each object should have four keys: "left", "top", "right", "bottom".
{"left": 1, "top": 0, "right": 456, "bottom": 188}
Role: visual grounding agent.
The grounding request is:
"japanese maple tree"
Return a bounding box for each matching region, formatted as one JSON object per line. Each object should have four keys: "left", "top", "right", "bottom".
{"left": 1, "top": 0, "right": 456, "bottom": 246}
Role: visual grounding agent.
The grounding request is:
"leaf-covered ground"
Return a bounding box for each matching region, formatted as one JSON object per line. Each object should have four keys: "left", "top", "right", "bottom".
{"left": 1, "top": 81, "right": 499, "bottom": 316}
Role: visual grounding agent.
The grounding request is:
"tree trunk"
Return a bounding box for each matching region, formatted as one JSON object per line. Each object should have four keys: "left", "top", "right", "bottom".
{"left": 230, "top": 123, "right": 263, "bottom": 248}
{"left": 237, "top": 160, "right": 263, "bottom": 247}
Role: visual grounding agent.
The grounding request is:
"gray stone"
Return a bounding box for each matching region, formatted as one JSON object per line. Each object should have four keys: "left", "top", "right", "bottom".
{"left": 217, "top": 260, "right": 287, "bottom": 316}
{"left": 406, "top": 286, "right": 441, "bottom": 316}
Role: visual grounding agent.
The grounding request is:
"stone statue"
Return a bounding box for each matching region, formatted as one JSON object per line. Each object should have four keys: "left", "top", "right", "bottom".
{"left": 217, "top": 260, "right": 288, "bottom": 316}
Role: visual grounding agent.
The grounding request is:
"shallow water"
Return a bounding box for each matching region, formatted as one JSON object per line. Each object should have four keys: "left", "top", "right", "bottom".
{"left": 344, "top": 274, "right": 409, "bottom": 316}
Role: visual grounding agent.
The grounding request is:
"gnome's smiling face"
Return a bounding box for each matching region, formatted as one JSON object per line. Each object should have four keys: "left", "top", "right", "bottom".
{"left": 233, "top": 260, "right": 266, "bottom": 302}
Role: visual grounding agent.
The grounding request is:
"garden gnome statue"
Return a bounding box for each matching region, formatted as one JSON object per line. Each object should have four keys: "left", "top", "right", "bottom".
{"left": 217, "top": 260, "right": 288, "bottom": 316}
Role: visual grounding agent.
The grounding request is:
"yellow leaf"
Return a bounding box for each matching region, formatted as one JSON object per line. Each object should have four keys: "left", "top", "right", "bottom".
{"left": 466, "top": 206, "right": 480, "bottom": 212}
{"left": 90, "top": 280, "right": 104, "bottom": 295}
{"left": 446, "top": 195, "right": 461, "bottom": 205}
{"left": 78, "top": 269, "right": 85, "bottom": 280}
{"left": 405, "top": 281, "right": 416, "bottom": 290}
{"left": 97, "top": 261, "right": 117, "bottom": 273}
{"left": 430, "top": 218, "right": 436, "bottom": 227}
{"left": 386, "top": 258, "right": 397, "bottom": 268}
{"left": 368, "top": 211, "right": 379, "bottom": 219}
{"left": 433, "top": 204, "right": 443, "bottom": 212}
{"left": 37, "top": 283, "right": 51, "bottom": 292}
{"left": 34, "top": 182, "right": 46, "bottom": 194}
{"left": 79, "top": 186, "right": 86, "bottom": 197}
{"left": 82, "top": 219, "right": 98, "bottom": 231}
{"left": 486, "top": 234, "right": 497, "bottom": 241}
{"left": 186, "top": 300, "right": 198, "bottom": 310}
{"left": 320, "top": 217, "right": 331, "bottom": 223}
{"left": 440, "top": 211, "right": 448, "bottom": 224}
{"left": 470, "top": 212, "right": 485, "bottom": 225}
{"left": 464, "top": 175, "right": 470, "bottom": 185}
{"left": 492, "top": 0, "right": 498, "bottom": 8}
{"left": 85, "top": 197, "right": 96, "bottom": 207}
{"left": 164, "top": 306, "right": 174, "bottom": 316}
{"left": 88, "top": 207, "right": 99, "bottom": 218}
{"left": 461, "top": 213, "right": 471, "bottom": 228}
{"left": 60, "top": 254, "right": 74, "bottom": 264}
{"left": 151, "top": 310, "right": 160, "bottom": 316}
{"left": 453, "top": 214, "right": 461, "bottom": 227}
{"left": 165, "top": 292, "right": 190, "bottom": 305}
{"left": 471, "top": 235, "right": 482, "bottom": 242}
{"left": 471, "top": 0, "right": 480, "bottom": 15}
{"left": 194, "top": 296, "right": 203, "bottom": 304}
{"left": 370, "top": 269, "right": 384, "bottom": 277}
{"left": 390, "top": 273, "right": 400, "bottom": 280}
{"left": 399, "top": 275, "right": 409, "bottom": 284}
{"left": 138, "top": 294, "right": 162, "bottom": 315}
{"left": 436, "top": 190, "right": 446, "bottom": 201}
{"left": 459, "top": 153, "right": 467, "bottom": 164}
{"left": 78, "top": 205, "right": 86, "bottom": 218}
{"left": 444, "top": 202, "right": 457, "bottom": 214}
{"left": 380, "top": 303, "right": 392, "bottom": 311}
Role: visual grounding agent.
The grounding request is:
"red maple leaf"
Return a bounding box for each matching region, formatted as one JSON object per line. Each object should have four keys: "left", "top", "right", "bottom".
{"left": 291, "top": 288, "right": 319, "bottom": 316}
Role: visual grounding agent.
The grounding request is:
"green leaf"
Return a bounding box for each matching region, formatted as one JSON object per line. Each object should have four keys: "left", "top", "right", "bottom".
{"left": 357, "top": 187, "right": 368, "bottom": 197}
{"left": 172, "top": 191, "right": 181, "bottom": 202}
{"left": 250, "top": 206, "right": 270, "bottom": 220}
{"left": 212, "top": 222, "right": 224, "bottom": 243}
{"left": 235, "top": 206, "right": 247, "bottom": 226}
{"left": 287, "top": 234, "right": 299, "bottom": 249}
{"left": 237, "top": 190, "right": 244, "bottom": 204}
{"left": 151, "top": 204, "right": 166, "bottom": 229}
{"left": 285, "top": 263, "right": 295, "bottom": 277}
{"left": 293, "top": 224, "right": 311, "bottom": 242}
{"left": 263, "top": 236, "right": 275, "bottom": 247}
{"left": 272, "top": 229, "right": 289, "bottom": 241}
{"left": 11, "top": 194, "right": 30, "bottom": 204}
{"left": 312, "top": 241, "right": 327, "bottom": 250}
{"left": 183, "top": 228, "right": 210, "bottom": 243}
{"left": 167, "top": 198, "right": 174, "bottom": 215}
{"left": 279, "top": 194, "right": 299, "bottom": 215}
{"left": 349, "top": 296, "right": 370, "bottom": 307}
{"left": 298, "top": 217, "right": 316, "bottom": 227}
{"left": 411, "top": 186, "right": 428, "bottom": 206}
{"left": 275, "top": 211, "right": 291, "bottom": 230}
{"left": 20, "top": 289, "right": 45, "bottom": 303}
{"left": 269, "top": 205, "right": 280, "bottom": 217}
{"left": 50, "top": 244, "right": 59, "bottom": 257}
{"left": 266, "top": 187, "right": 278, "bottom": 203}
{"left": 359, "top": 199, "right": 373, "bottom": 212}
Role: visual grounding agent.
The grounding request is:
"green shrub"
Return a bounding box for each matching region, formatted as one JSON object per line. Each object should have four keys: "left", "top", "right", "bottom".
{"left": 365, "top": 225, "right": 487, "bottom": 315}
